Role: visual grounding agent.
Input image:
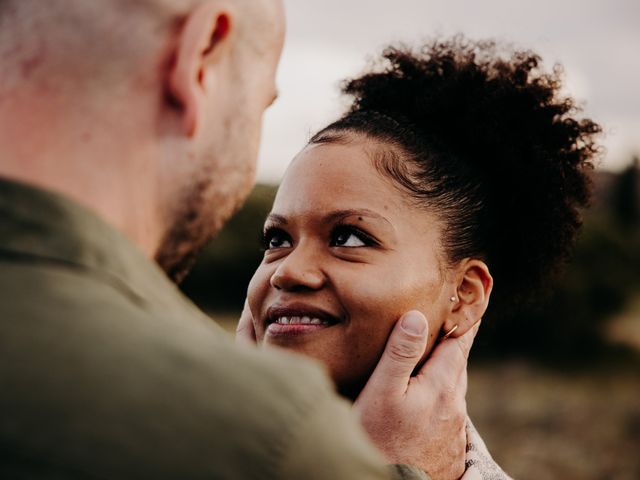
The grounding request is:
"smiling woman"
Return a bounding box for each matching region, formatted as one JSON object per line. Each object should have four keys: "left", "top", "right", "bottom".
{"left": 249, "top": 137, "right": 452, "bottom": 399}
{"left": 247, "top": 36, "right": 602, "bottom": 400}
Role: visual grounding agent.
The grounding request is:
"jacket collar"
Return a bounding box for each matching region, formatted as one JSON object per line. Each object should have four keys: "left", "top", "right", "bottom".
{"left": 0, "top": 176, "right": 210, "bottom": 319}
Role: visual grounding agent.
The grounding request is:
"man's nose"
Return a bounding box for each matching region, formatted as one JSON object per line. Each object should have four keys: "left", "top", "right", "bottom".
{"left": 269, "top": 244, "right": 326, "bottom": 291}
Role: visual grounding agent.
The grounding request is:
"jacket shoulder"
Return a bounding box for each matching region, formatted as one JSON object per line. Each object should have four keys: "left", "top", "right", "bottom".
{"left": 0, "top": 260, "right": 389, "bottom": 479}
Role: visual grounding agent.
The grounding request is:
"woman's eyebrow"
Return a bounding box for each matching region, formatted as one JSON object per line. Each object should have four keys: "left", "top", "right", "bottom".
{"left": 266, "top": 213, "right": 288, "bottom": 225}
{"left": 324, "top": 209, "right": 393, "bottom": 227}
{"left": 267, "top": 210, "right": 395, "bottom": 232}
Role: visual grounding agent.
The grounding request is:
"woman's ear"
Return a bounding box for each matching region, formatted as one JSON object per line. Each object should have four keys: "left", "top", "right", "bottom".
{"left": 167, "top": 1, "right": 233, "bottom": 137}
{"left": 442, "top": 259, "right": 493, "bottom": 338}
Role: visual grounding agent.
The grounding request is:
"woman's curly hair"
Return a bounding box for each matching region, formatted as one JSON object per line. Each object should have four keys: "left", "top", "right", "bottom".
{"left": 311, "top": 36, "right": 602, "bottom": 315}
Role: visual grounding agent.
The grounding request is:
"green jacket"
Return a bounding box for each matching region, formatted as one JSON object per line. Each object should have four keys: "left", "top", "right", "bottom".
{"left": 0, "top": 178, "right": 428, "bottom": 479}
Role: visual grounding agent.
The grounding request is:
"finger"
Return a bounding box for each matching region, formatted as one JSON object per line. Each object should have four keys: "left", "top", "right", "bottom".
{"left": 235, "top": 299, "right": 257, "bottom": 345}
{"left": 358, "top": 311, "right": 428, "bottom": 400}
{"left": 418, "top": 320, "right": 480, "bottom": 389}
{"left": 457, "top": 319, "right": 481, "bottom": 360}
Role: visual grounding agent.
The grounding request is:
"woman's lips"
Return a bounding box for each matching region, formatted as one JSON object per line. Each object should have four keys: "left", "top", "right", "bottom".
{"left": 264, "top": 304, "right": 341, "bottom": 337}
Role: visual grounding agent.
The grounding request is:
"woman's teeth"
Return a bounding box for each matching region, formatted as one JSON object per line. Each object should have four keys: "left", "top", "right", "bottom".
{"left": 275, "top": 316, "right": 329, "bottom": 325}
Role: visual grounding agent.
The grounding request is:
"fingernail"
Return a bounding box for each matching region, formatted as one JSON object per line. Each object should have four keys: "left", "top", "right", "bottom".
{"left": 400, "top": 311, "right": 427, "bottom": 336}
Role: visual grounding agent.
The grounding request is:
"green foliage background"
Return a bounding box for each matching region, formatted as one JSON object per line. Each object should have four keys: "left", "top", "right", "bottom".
{"left": 180, "top": 184, "right": 277, "bottom": 311}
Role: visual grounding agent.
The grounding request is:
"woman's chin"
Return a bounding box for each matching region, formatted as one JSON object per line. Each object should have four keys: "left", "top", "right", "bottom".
{"left": 261, "top": 324, "right": 376, "bottom": 401}
{"left": 263, "top": 343, "right": 367, "bottom": 401}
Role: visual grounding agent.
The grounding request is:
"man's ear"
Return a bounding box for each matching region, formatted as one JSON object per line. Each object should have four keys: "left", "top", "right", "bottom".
{"left": 442, "top": 259, "right": 493, "bottom": 338}
{"left": 168, "top": 1, "right": 232, "bottom": 137}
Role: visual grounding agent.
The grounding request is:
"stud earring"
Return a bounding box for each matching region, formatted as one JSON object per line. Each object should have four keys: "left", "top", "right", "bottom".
{"left": 449, "top": 296, "right": 457, "bottom": 302}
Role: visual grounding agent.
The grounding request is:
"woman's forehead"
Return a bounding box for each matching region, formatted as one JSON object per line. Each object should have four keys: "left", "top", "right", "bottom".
{"left": 272, "top": 140, "right": 442, "bottom": 239}
{"left": 276, "top": 141, "right": 403, "bottom": 211}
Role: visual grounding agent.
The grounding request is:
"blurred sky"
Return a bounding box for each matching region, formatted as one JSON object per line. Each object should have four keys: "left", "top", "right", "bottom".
{"left": 255, "top": 0, "right": 640, "bottom": 183}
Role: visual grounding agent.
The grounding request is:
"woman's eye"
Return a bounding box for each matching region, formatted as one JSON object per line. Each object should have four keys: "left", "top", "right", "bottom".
{"left": 262, "top": 228, "right": 292, "bottom": 250}
{"left": 269, "top": 236, "right": 292, "bottom": 249}
{"left": 330, "top": 226, "right": 371, "bottom": 248}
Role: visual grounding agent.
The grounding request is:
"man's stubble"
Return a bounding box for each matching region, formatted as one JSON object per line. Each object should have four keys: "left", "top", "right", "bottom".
{"left": 155, "top": 143, "right": 257, "bottom": 284}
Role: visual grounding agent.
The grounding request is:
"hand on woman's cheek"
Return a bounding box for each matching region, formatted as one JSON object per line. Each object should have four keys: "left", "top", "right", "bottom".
{"left": 247, "top": 137, "right": 453, "bottom": 399}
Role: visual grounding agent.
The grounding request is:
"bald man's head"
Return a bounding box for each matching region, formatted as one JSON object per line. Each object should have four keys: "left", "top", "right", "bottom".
{"left": 0, "top": 1, "right": 183, "bottom": 95}
{"left": 0, "top": 0, "right": 285, "bottom": 280}
{"left": 0, "top": 0, "right": 281, "bottom": 97}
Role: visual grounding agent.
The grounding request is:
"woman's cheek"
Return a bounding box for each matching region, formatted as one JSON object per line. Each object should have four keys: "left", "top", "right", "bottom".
{"left": 353, "top": 272, "right": 444, "bottom": 355}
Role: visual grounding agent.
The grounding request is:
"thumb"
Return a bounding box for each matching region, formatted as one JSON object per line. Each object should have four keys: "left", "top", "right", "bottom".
{"left": 359, "top": 311, "right": 428, "bottom": 400}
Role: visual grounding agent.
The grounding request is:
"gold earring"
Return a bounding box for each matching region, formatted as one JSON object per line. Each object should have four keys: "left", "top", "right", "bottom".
{"left": 442, "top": 324, "right": 458, "bottom": 340}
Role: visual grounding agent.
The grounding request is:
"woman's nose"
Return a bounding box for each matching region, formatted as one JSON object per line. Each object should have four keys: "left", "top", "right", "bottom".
{"left": 270, "top": 246, "right": 326, "bottom": 291}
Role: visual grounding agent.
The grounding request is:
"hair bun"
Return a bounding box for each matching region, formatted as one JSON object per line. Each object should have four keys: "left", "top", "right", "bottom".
{"left": 320, "top": 36, "right": 602, "bottom": 313}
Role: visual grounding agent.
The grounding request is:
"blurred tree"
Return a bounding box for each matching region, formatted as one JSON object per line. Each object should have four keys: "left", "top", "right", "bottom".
{"left": 612, "top": 156, "right": 640, "bottom": 232}
{"left": 475, "top": 157, "right": 640, "bottom": 360}
{"left": 180, "top": 184, "right": 277, "bottom": 313}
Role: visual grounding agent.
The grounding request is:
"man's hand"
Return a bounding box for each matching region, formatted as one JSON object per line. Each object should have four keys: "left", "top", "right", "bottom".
{"left": 235, "top": 299, "right": 256, "bottom": 345}
{"left": 235, "top": 304, "right": 494, "bottom": 479}
{"left": 354, "top": 311, "right": 479, "bottom": 480}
